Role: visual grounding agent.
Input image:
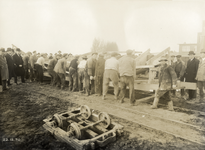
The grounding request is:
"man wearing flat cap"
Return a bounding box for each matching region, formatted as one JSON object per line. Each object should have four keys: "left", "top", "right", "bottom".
{"left": 184, "top": 51, "right": 199, "bottom": 101}
{"left": 68, "top": 55, "right": 79, "bottom": 91}
{"left": 29, "top": 51, "right": 38, "bottom": 82}
{"left": 54, "top": 53, "right": 69, "bottom": 90}
{"left": 118, "top": 49, "right": 136, "bottom": 105}
{"left": 23, "top": 52, "right": 31, "bottom": 80}
{"left": 47, "top": 54, "right": 61, "bottom": 86}
{"left": 35, "top": 53, "right": 47, "bottom": 84}
{"left": 174, "top": 55, "right": 185, "bottom": 81}
{"left": 0, "top": 48, "right": 9, "bottom": 91}
{"left": 95, "top": 53, "right": 105, "bottom": 96}
{"left": 151, "top": 56, "right": 177, "bottom": 111}
{"left": 196, "top": 50, "right": 205, "bottom": 103}
{"left": 5, "top": 48, "right": 16, "bottom": 86}
{"left": 102, "top": 52, "right": 119, "bottom": 100}
{"left": 13, "top": 48, "right": 25, "bottom": 84}
{"left": 78, "top": 55, "right": 87, "bottom": 92}
{"left": 84, "top": 52, "right": 98, "bottom": 96}
{"left": 170, "top": 55, "right": 175, "bottom": 68}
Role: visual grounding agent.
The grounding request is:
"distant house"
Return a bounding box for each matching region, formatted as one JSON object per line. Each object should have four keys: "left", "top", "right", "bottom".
{"left": 197, "top": 21, "right": 205, "bottom": 52}
{"left": 179, "top": 43, "right": 197, "bottom": 55}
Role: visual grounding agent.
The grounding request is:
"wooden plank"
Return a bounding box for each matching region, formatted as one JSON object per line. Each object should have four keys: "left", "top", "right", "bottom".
{"left": 136, "top": 95, "right": 155, "bottom": 104}
{"left": 180, "top": 82, "right": 197, "bottom": 90}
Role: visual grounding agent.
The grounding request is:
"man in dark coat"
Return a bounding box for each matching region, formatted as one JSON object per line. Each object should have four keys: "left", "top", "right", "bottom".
{"left": 68, "top": 55, "right": 79, "bottom": 91}
{"left": 13, "top": 48, "right": 25, "bottom": 84}
{"left": 151, "top": 56, "right": 177, "bottom": 111}
{"left": 0, "top": 48, "right": 9, "bottom": 91}
{"left": 47, "top": 54, "right": 60, "bottom": 86}
{"left": 95, "top": 53, "right": 105, "bottom": 96}
{"left": 84, "top": 52, "right": 97, "bottom": 96}
{"left": 5, "top": 48, "right": 16, "bottom": 86}
{"left": 184, "top": 51, "right": 199, "bottom": 100}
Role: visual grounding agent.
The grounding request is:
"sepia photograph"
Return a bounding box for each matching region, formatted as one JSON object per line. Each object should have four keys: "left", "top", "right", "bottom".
{"left": 0, "top": 0, "right": 205, "bottom": 149}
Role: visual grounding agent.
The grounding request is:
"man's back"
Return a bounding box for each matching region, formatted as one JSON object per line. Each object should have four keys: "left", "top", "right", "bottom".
{"left": 119, "top": 55, "right": 135, "bottom": 76}
{"left": 54, "top": 58, "right": 66, "bottom": 74}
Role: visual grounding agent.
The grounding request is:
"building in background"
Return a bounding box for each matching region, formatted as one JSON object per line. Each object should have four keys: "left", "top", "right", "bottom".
{"left": 197, "top": 20, "right": 205, "bottom": 53}
{"left": 179, "top": 43, "right": 197, "bottom": 55}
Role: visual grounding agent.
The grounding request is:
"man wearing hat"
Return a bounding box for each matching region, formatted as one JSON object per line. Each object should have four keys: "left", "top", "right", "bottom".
{"left": 5, "top": 48, "right": 16, "bottom": 86}
{"left": 78, "top": 55, "right": 87, "bottom": 92}
{"left": 184, "top": 51, "right": 199, "bottom": 100}
{"left": 54, "top": 53, "right": 69, "bottom": 90}
{"left": 95, "top": 53, "right": 105, "bottom": 96}
{"left": 68, "top": 55, "right": 79, "bottom": 91}
{"left": 84, "top": 52, "right": 98, "bottom": 96}
{"left": 13, "top": 48, "right": 25, "bottom": 84}
{"left": 102, "top": 52, "right": 119, "bottom": 100}
{"left": 35, "top": 53, "right": 47, "bottom": 84}
{"left": 29, "top": 51, "right": 38, "bottom": 82}
{"left": 23, "top": 52, "right": 31, "bottom": 80}
{"left": 151, "top": 56, "right": 177, "bottom": 111}
{"left": 196, "top": 50, "right": 205, "bottom": 102}
{"left": 0, "top": 48, "right": 9, "bottom": 91}
{"left": 118, "top": 49, "right": 136, "bottom": 105}
{"left": 47, "top": 54, "right": 61, "bottom": 86}
{"left": 174, "top": 55, "right": 185, "bottom": 80}
{"left": 170, "top": 55, "right": 175, "bottom": 68}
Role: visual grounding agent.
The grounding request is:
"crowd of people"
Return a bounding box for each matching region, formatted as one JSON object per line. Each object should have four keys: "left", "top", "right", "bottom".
{"left": 0, "top": 47, "right": 205, "bottom": 111}
{"left": 151, "top": 50, "right": 205, "bottom": 111}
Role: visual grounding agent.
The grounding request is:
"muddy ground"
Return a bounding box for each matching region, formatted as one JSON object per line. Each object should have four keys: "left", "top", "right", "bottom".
{"left": 0, "top": 81, "right": 204, "bottom": 150}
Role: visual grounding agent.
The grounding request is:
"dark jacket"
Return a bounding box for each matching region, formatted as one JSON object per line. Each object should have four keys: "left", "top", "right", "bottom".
{"left": 95, "top": 56, "right": 105, "bottom": 77}
{"left": 174, "top": 60, "right": 185, "bottom": 78}
{"left": 158, "top": 64, "right": 177, "bottom": 90}
{"left": 85, "top": 57, "right": 96, "bottom": 76}
{"left": 69, "top": 58, "right": 78, "bottom": 70}
{"left": 13, "top": 53, "right": 24, "bottom": 76}
{"left": 47, "top": 58, "right": 58, "bottom": 71}
{"left": 0, "top": 55, "right": 9, "bottom": 80}
{"left": 5, "top": 53, "right": 15, "bottom": 78}
{"left": 184, "top": 58, "right": 199, "bottom": 82}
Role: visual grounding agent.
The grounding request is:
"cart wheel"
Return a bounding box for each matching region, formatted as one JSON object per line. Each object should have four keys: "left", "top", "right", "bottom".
{"left": 80, "top": 105, "right": 91, "bottom": 119}
{"left": 98, "top": 112, "right": 111, "bottom": 128}
{"left": 67, "top": 122, "right": 82, "bottom": 139}
{"left": 53, "top": 114, "right": 63, "bottom": 128}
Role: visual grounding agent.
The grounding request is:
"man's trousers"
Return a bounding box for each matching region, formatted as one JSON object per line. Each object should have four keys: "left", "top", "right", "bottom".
{"left": 119, "top": 76, "right": 135, "bottom": 104}
{"left": 78, "top": 68, "right": 84, "bottom": 91}
{"left": 103, "top": 69, "right": 119, "bottom": 97}
{"left": 35, "top": 64, "right": 43, "bottom": 83}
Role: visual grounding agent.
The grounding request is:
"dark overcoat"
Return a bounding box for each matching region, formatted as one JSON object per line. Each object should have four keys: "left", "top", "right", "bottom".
{"left": 5, "top": 53, "right": 15, "bottom": 78}
{"left": 0, "top": 55, "right": 9, "bottom": 80}
{"left": 95, "top": 56, "right": 105, "bottom": 94}
{"left": 13, "top": 53, "right": 25, "bottom": 76}
{"left": 184, "top": 58, "right": 199, "bottom": 82}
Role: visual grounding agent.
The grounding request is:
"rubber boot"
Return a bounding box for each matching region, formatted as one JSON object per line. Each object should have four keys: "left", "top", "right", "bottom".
{"left": 151, "top": 98, "right": 159, "bottom": 109}
{"left": 168, "top": 101, "right": 174, "bottom": 111}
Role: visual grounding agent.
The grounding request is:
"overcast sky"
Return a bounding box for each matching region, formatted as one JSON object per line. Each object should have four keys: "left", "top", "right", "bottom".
{"left": 0, "top": 0, "right": 204, "bottom": 54}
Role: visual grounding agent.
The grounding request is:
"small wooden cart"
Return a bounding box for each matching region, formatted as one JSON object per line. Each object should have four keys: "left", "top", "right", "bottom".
{"left": 43, "top": 105, "right": 124, "bottom": 150}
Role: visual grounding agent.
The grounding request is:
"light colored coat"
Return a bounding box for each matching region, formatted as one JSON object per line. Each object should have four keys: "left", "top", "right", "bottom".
{"left": 196, "top": 58, "right": 205, "bottom": 81}
{"left": 54, "top": 58, "right": 67, "bottom": 74}
{"left": 0, "top": 55, "right": 9, "bottom": 80}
